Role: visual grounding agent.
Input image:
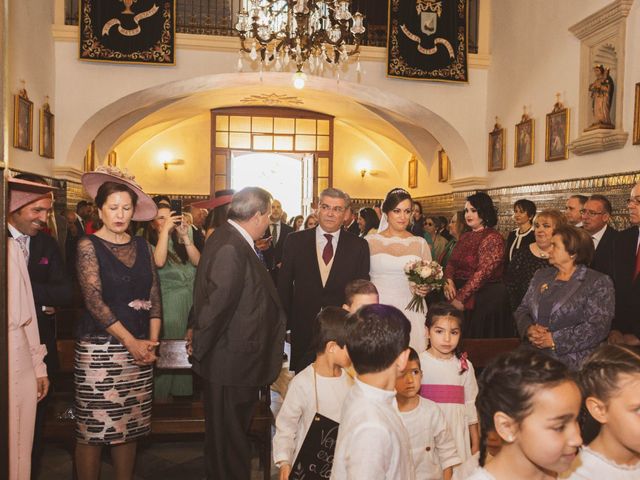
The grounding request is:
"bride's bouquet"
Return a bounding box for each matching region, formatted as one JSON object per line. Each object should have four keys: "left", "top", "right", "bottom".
{"left": 404, "top": 260, "right": 445, "bottom": 313}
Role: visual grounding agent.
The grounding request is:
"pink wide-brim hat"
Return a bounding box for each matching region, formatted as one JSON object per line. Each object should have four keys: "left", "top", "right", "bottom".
{"left": 81, "top": 166, "right": 157, "bottom": 221}
{"left": 8, "top": 177, "right": 57, "bottom": 213}
{"left": 191, "top": 189, "right": 235, "bottom": 209}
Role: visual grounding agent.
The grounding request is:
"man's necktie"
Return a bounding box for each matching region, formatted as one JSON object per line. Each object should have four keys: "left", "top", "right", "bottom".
{"left": 271, "top": 223, "right": 278, "bottom": 247}
{"left": 634, "top": 244, "right": 640, "bottom": 282}
{"left": 16, "top": 235, "right": 29, "bottom": 262}
{"left": 322, "top": 234, "right": 334, "bottom": 265}
{"left": 254, "top": 244, "right": 265, "bottom": 264}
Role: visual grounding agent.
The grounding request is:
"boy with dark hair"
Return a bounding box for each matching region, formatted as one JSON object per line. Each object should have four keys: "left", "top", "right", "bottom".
{"left": 342, "top": 279, "right": 379, "bottom": 313}
{"left": 396, "top": 348, "right": 461, "bottom": 480}
{"left": 274, "top": 307, "right": 353, "bottom": 479}
{"left": 331, "top": 304, "right": 414, "bottom": 479}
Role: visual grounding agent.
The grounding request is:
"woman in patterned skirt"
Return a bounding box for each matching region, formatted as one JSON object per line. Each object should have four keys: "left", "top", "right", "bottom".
{"left": 74, "top": 166, "right": 161, "bottom": 479}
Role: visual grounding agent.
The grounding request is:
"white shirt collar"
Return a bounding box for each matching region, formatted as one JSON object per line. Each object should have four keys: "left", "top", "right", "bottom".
{"left": 270, "top": 219, "right": 281, "bottom": 227}
{"left": 590, "top": 224, "right": 608, "bottom": 247}
{"left": 8, "top": 223, "right": 25, "bottom": 239}
{"left": 354, "top": 378, "right": 396, "bottom": 406}
{"left": 228, "top": 219, "right": 257, "bottom": 254}
{"left": 316, "top": 225, "right": 341, "bottom": 243}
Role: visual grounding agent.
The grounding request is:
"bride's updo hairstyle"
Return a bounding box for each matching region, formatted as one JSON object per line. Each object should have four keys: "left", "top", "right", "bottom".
{"left": 382, "top": 188, "right": 412, "bottom": 214}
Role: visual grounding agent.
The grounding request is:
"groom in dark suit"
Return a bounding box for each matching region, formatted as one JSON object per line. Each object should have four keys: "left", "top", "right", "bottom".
{"left": 192, "top": 187, "right": 286, "bottom": 480}
{"left": 278, "top": 188, "right": 370, "bottom": 372}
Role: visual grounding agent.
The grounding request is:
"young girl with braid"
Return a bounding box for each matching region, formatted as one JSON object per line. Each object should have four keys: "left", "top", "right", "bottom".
{"left": 467, "top": 349, "right": 582, "bottom": 480}
{"left": 561, "top": 344, "right": 640, "bottom": 479}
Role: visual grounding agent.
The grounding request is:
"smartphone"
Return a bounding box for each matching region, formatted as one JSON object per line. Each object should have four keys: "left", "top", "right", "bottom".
{"left": 169, "top": 199, "right": 183, "bottom": 216}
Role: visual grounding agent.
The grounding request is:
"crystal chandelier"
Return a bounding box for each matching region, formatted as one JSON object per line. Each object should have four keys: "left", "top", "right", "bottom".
{"left": 235, "top": 0, "right": 366, "bottom": 86}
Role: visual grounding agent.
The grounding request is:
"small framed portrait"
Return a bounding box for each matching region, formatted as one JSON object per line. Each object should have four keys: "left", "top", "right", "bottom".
{"left": 515, "top": 115, "right": 534, "bottom": 167}
{"left": 545, "top": 102, "right": 570, "bottom": 161}
{"left": 634, "top": 83, "right": 640, "bottom": 145}
{"left": 39, "top": 103, "right": 55, "bottom": 158}
{"left": 408, "top": 156, "right": 418, "bottom": 189}
{"left": 438, "top": 149, "right": 449, "bottom": 182}
{"left": 13, "top": 89, "right": 33, "bottom": 151}
{"left": 488, "top": 121, "right": 505, "bottom": 171}
{"left": 107, "top": 150, "right": 118, "bottom": 167}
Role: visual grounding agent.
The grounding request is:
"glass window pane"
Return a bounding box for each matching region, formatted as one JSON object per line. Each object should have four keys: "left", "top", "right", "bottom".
{"left": 274, "top": 135, "right": 294, "bottom": 151}
{"left": 317, "top": 120, "right": 330, "bottom": 135}
{"left": 216, "top": 115, "right": 229, "bottom": 131}
{"left": 215, "top": 154, "right": 227, "bottom": 174}
{"left": 229, "top": 116, "right": 251, "bottom": 132}
{"left": 214, "top": 175, "right": 227, "bottom": 191}
{"left": 317, "top": 177, "right": 329, "bottom": 193}
{"left": 229, "top": 132, "right": 251, "bottom": 149}
{"left": 252, "top": 116, "right": 273, "bottom": 133}
{"left": 296, "top": 118, "right": 316, "bottom": 134}
{"left": 274, "top": 117, "right": 295, "bottom": 134}
{"left": 215, "top": 132, "right": 228, "bottom": 148}
{"left": 317, "top": 156, "right": 329, "bottom": 177}
{"left": 253, "top": 134, "right": 273, "bottom": 150}
{"left": 317, "top": 136, "right": 330, "bottom": 151}
{"left": 295, "top": 134, "right": 316, "bottom": 151}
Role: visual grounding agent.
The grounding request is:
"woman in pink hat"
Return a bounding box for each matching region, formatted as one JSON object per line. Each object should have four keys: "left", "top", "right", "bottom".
{"left": 73, "top": 167, "right": 161, "bottom": 479}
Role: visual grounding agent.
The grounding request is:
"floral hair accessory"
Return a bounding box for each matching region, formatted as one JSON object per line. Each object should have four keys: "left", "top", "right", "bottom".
{"left": 459, "top": 351, "right": 469, "bottom": 374}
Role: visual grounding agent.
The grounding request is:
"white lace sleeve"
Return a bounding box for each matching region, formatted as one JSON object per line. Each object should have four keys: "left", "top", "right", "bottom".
{"left": 421, "top": 237, "right": 433, "bottom": 262}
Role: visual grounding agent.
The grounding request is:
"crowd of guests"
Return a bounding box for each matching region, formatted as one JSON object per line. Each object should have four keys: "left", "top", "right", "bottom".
{"left": 6, "top": 163, "right": 640, "bottom": 480}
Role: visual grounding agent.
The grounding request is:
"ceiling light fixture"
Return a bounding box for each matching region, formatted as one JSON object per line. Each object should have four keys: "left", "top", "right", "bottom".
{"left": 235, "top": 0, "right": 365, "bottom": 85}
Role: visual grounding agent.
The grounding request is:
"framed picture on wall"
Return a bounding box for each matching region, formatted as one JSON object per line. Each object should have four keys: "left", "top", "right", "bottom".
{"left": 515, "top": 113, "right": 534, "bottom": 167}
{"left": 408, "top": 156, "right": 418, "bottom": 188}
{"left": 545, "top": 100, "right": 569, "bottom": 161}
{"left": 107, "top": 151, "right": 118, "bottom": 167}
{"left": 13, "top": 89, "right": 33, "bottom": 151}
{"left": 488, "top": 120, "right": 505, "bottom": 171}
{"left": 39, "top": 103, "right": 55, "bottom": 158}
{"left": 438, "top": 150, "right": 449, "bottom": 182}
{"left": 634, "top": 83, "right": 640, "bottom": 145}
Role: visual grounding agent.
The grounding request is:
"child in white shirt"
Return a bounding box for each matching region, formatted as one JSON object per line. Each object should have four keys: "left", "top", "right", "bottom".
{"left": 273, "top": 306, "right": 353, "bottom": 480}
{"left": 331, "top": 304, "right": 415, "bottom": 480}
{"left": 396, "top": 347, "right": 461, "bottom": 480}
{"left": 561, "top": 344, "right": 640, "bottom": 479}
{"left": 341, "top": 279, "right": 379, "bottom": 314}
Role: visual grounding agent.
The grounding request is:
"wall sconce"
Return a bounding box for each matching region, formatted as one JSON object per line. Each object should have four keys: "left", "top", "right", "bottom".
{"left": 357, "top": 160, "right": 372, "bottom": 179}
{"left": 163, "top": 158, "right": 185, "bottom": 170}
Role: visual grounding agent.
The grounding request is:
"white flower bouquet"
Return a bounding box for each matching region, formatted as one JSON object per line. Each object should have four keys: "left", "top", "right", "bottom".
{"left": 404, "top": 259, "right": 445, "bottom": 313}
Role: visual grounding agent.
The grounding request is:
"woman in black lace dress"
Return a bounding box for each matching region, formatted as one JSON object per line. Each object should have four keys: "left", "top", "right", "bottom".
{"left": 505, "top": 209, "right": 566, "bottom": 311}
{"left": 74, "top": 167, "right": 160, "bottom": 479}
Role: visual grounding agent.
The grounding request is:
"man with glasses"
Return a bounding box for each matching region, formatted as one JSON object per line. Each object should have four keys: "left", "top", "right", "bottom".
{"left": 278, "top": 188, "right": 370, "bottom": 372}
{"left": 581, "top": 194, "right": 617, "bottom": 278}
{"left": 610, "top": 183, "right": 640, "bottom": 346}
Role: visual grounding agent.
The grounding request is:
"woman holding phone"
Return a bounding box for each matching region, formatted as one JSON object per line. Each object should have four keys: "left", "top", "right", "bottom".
{"left": 145, "top": 200, "right": 200, "bottom": 400}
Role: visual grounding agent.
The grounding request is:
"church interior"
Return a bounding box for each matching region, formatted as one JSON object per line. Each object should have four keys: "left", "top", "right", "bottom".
{"left": 2, "top": 0, "right": 640, "bottom": 478}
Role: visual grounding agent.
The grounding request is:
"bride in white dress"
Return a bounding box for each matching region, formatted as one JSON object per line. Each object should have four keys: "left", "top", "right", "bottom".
{"left": 366, "top": 188, "right": 432, "bottom": 352}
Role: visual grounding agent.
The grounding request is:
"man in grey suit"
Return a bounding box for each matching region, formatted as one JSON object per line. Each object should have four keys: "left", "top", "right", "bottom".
{"left": 192, "top": 187, "right": 286, "bottom": 480}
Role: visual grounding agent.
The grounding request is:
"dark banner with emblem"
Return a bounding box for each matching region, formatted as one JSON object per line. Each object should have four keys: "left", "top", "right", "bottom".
{"left": 387, "top": 0, "right": 468, "bottom": 82}
{"left": 80, "top": 0, "right": 175, "bottom": 65}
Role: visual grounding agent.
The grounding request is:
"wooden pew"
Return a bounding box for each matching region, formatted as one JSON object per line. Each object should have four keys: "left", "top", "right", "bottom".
{"left": 462, "top": 337, "right": 522, "bottom": 368}
{"left": 44, "top": 339, "right": 273, "bottom": 480}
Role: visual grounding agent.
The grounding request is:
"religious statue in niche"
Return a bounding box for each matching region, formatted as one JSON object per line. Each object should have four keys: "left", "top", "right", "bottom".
{"left": 587, "top": 64, "right": 615, "bottom": 130}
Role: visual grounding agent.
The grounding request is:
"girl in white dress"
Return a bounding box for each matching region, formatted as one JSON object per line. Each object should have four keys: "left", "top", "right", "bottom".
{"left": 366, "top": 188, "right": 432, "bottom": 352}
{"left": 419, "top": 304, "right": 479, "bottom": 464}
{"left": 561, "top": 344, "right": 640, "bottom": 479}
{"left": 467, "top": 349, "right": 582, "bottom": 480}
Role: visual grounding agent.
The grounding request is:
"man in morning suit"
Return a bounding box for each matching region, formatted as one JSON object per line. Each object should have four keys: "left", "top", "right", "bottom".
{"left": 278, "top": 187, "right": 370, "bottom": 373}
{"left": 581, "top": 194, "right": 617, "bottom": 279}
{"left": 9, "top": 173, "right": 73, "bottom": 477}
{"left": 259, "top": 199, "right": 294, "bottom": 284}
{"left": 192, "top": 187, "right": 286, "bottom": 480}
{"left": 609, "top": 182, "right": 640, "bottom": 347}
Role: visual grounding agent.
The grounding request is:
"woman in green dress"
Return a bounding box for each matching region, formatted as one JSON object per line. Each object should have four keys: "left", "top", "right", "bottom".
{"left": 146, "top": 203, "right": 200, "bottom": 400}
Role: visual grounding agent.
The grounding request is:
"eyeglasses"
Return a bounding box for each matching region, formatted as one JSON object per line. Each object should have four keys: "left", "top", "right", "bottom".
{"left": 319, "top": 204, "right": 345, "bottom": 214}
{"left": 627, "top": 197, "right": 640, "bottom": 207}
{"left": 579, "top": 209, "right": 605, "bottom": 217}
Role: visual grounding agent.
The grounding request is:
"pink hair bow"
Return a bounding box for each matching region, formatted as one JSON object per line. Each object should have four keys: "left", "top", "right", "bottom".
{"left": 459, "top": 351, "right": 469, "bottom": 374}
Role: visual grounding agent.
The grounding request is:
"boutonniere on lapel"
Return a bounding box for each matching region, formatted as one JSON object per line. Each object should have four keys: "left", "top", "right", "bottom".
{"left": 540, "top": 283, "right": 549, "bottom": 294}
{"left": 38, "top": 257, "right": 49, "bottom": 265}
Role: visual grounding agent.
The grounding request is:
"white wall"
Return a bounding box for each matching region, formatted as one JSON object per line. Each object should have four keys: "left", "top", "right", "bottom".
{"left": 485, "top": 0, "right": 640, "bottom": 188}
{"left": 8, "top": 0, "right": 56, "bottom": 173}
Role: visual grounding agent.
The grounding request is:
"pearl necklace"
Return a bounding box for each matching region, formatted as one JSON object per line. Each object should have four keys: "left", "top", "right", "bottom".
{"left": 536, "top": 244, "right": 549, "bottom": 258}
